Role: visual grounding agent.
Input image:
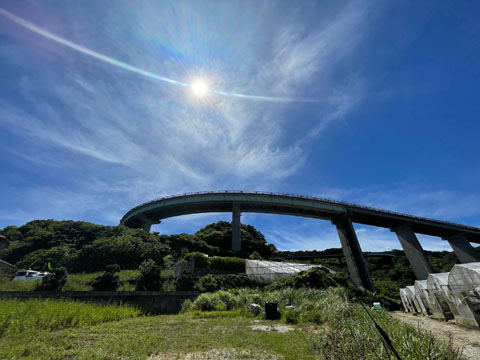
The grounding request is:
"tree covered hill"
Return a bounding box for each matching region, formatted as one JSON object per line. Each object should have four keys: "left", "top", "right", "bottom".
{"left": 1, "top": 219, "right": 476, "bottom": 291}
{"left": 0, "top": 220, "right": 276, "bottom": 273}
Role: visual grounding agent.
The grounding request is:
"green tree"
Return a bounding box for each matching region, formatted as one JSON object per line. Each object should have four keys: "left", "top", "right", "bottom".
{"left": 37, "top": 267, "right": 68, "bottom": 291}
{"left": 91, "top": 264, "right": 121, "bottom": 291}
{"left": 136, "top": 259, "right": 162, "bottom": 291}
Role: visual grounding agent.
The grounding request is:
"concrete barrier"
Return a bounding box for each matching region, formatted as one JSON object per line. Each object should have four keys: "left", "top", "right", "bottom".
{"left": 0, "top": 291, "right": 200, "bottom": 314}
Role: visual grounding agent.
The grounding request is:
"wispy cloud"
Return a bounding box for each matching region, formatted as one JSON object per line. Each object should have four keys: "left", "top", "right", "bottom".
{"left": 0, "top": 1, "right": 373, "bottom": 230}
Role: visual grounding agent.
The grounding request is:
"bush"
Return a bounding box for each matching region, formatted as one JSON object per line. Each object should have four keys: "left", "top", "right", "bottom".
{"left": 209, "top": 257, "right": 245, "bottom": 272}
{"left": 183, "top": 252, "right": 209, "bottom": 268}
{"left": 175, "top": 272, "right": 197, "bottom": 291}
{"left": 248, "top": 251, "right": 264, "bottom": 260}
{"left": 216, "top": 274, "right": 259, "bottom": 290}
{"left": 266, "top": 267, "right": 348, "bottom": 291}
{"left": 91, "top": 264, "right": 120, "bottom": 291}
{"left": 195, "top": 275, "right": 219, "bottom": 292}
{"left": 37, "top": 267, "right": 67, "bottom": 291}
{"left": 136, "top": 259, "right": 162, "bottom": 291}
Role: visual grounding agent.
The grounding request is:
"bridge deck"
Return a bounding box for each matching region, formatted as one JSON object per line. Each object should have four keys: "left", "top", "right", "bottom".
{"left": 121, "top": 191, "right": 480, "bottom": 243}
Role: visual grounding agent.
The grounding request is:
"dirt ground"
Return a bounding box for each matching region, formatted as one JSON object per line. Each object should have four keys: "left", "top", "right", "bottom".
{"left": 391, "top": 312, "right": 480, "bottom": 359}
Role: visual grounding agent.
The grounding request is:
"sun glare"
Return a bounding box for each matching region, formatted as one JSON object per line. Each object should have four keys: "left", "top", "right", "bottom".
{"left": 191, "top": 80, "right": 208, "bottom": 96}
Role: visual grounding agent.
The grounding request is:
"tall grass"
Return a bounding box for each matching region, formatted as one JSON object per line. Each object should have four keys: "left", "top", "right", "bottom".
{"left": 0, "top": 275, "right": 39, "bottom": 291}
{"left": 182, "top": 287, "right": 462, "bottom": 360}
{"left": 0, "top": 299, "right": 140, "bottom": 337}
{"left": 0, "top": 270, "right": 140, "bottom": 292}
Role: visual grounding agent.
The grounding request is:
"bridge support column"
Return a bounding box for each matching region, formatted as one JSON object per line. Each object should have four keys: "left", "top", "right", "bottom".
{"left": 444, "top": 233, "right": 480, "bottom": 263}
{"left": 392, "top": 223, "right": 433, "bottom": 280}
{"left": 139, "top": 218, "right": 160, "bottom": 233}
{"left": 232, "top": 203, "right": 241, "bottom": 252}
{"left": 332, "top": 214, "right": 375, "bottom": 292}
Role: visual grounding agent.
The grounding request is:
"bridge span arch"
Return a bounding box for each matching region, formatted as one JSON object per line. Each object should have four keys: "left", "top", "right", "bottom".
{"left": 121, "top": 191, "right": 480, "bottom": 291}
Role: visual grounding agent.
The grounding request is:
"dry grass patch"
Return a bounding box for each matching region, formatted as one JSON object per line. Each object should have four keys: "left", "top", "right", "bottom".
{"left": 149, "top": 348, "right": 282, "bottom": 360}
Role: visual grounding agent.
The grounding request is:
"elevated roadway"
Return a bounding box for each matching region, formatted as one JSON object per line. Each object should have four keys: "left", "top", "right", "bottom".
{"left": 121, "top": 191, "right": 480, "bottom": 291}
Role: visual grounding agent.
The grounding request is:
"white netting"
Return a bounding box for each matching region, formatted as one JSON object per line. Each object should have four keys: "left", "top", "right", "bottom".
{"left": 426, "top": 273, "right": 454, "bottom": 320}
{"left": 448, "top": 262, "right": 480, "bottom": 293}
{"left": 406, "top": 285, "right": 423, "bottom": 314}
{"left": 414, "top": 280, "right": 430, "bottom": 315}
{"left": 447, "top": 263, "right": 480, "bottom": 327}
{"left": 245, "top": 259, "right": 332, "bottom": 284}
{"left": 399, "top": 288, "right": 410, "bottom": 312}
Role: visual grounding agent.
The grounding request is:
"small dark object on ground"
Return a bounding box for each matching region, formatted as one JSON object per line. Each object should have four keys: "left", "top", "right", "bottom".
{"left": 265, "top": 302, "right": 280, "bottom": 320}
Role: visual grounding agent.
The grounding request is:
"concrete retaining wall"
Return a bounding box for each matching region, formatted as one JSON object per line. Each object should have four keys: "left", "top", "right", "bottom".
{"left": 0, "top": 291, "right": 200, "bottom": 314}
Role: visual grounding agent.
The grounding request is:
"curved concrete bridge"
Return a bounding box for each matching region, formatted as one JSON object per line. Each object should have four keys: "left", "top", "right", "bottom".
{"left": 121, "top": 191, "right": 480, "bottom": 291}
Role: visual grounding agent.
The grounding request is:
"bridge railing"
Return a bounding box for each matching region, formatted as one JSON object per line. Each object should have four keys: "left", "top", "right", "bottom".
{"left": 122, "top": 190, "right": 480, "bottom": 233}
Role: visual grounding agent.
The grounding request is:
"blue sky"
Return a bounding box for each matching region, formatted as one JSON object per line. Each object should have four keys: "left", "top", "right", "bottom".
{"left": 1, "top": 1, "right": 480, "bottom": 252}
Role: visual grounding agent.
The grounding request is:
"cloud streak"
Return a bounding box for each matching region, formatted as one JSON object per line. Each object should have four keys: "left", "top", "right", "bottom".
{"left": 0, "top": 1, "right": 374, "bottom": 239}
{"left": 0, "top": 7, "right": 335, "bottom": 103}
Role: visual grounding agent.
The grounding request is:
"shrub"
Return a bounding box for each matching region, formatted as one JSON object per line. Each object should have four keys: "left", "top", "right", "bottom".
{"left": 282, "top": 308, "right": 300, "bottom": 324}
{"left": 175, "top": 272, "right": 197, "bottom": 291}
{"left": 373, "top": 280, "right": 402, "bottom": 310}
{"left": 37, "top": 267, "right": 67, "bottom": 291}
{"left": 266, "top": 267, "right": 349, "bottom": 291}
{"left": 136, "top": 259, "right": 162, "bottom": 291}
{"left": 209, "top": 257, "right": 245, "bottom": 272}
{"left": 248, "top": 251, "right": 264, "bottom": 260}
{"left": 91, "top": 264, "right": 120, "bottom": 291}
{"left": 216, "top": 274, "right": 259, "bottom": 290}
{"left": 195, "top": 275, "right": 219, "bottom": 292}
{"left": 183, "top": 252, "right": 209, "bottom": 268}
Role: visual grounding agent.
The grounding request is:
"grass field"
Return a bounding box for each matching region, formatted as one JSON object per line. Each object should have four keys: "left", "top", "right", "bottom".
{"left": 0, "top": 288, "right": 463, "bottom": 360}
{"left": 0, "top": 270, "right": 140, "bottom": 291}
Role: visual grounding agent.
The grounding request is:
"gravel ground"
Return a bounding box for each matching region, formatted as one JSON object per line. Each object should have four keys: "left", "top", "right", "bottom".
{"left": 391, "top": 311, "right": 480, "bottom": 360}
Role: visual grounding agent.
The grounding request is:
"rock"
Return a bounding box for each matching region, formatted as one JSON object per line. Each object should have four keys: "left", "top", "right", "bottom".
{"left": 249, "top": 303, "right": 261, "bottom": 315}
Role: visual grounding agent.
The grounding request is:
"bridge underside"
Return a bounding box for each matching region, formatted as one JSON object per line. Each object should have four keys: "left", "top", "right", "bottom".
{"left": 121, "top": 192, "right": 480, "bottom": 292}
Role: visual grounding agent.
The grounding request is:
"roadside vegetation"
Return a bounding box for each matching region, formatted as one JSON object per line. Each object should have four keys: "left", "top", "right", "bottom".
{"left": 0, "top": 299, "right": 140, "bottom": 337}
{"left": 182, "top": 287, "right": 461, "bottom": 359}
{"left": 0, "top": 288, "right": 462, "bottom": 360}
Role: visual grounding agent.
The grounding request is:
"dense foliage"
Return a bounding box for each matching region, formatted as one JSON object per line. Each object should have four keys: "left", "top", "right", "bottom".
{"left": 135, "top": 259, "right": 162, "bottom": 291}
{"left": 37, "top": 267, "right": 68, "bottom": 291}
{"left": 0, "top": 220, "right": 275, "bottom": 273}
{"left": 91, "top": 264, "right": 121, "bottom": 291}
{"left": 175, "top": 272, "right": 197, "bottom": 291}
{"left": 194, "top": 274, "right": 258, "bottom": 292}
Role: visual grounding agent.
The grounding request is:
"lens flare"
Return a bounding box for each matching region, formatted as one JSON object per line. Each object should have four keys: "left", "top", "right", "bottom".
{"left": 0, "top": 8, "right": 324, "bottom": 103}
{"left": 191, "top": 80, "right": 208, "bottom": 96}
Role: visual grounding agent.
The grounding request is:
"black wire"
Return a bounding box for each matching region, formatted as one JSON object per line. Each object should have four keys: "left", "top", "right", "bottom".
{"left": 360, "top": 303, "right": 402, "bottom": 360}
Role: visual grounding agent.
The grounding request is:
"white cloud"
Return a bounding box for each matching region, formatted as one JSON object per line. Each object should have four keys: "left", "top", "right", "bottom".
{"left": 0, "top": 1, "right": 373, "bottom": 228}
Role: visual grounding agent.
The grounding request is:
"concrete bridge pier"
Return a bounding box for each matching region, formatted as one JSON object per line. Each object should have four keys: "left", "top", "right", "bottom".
{"left": 332, "top": 213, "right": 375, "bottom": 292}
{"left": 232, "top": 203, "right": 241, "bottom": 252}
{"left": 444, "top": 233, "right": 480, "bottom": 263}
{"left": 139, "top": 218, "right": 160, "bottom": 233}
{"left": 392, "top": 223, "right": 433, "bottom": 280}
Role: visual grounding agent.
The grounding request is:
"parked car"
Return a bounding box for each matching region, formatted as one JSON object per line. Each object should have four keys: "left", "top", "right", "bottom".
{"left": 12, "top": 269, "right": 49, "bottom": 281}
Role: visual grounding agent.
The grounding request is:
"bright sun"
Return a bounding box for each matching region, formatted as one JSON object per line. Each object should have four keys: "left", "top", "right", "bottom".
{"left": 191, "top": 80, "right": 208, "bottom": 96}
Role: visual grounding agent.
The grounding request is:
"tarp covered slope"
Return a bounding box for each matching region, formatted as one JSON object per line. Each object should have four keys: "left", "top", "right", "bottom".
{"left": 245, "top": 259, "right": 331, "bottom": 284}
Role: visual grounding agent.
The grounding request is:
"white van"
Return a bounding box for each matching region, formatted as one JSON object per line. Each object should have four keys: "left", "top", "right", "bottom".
{"left": 12, "top": 269, "right": 49, "bottom": 281}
